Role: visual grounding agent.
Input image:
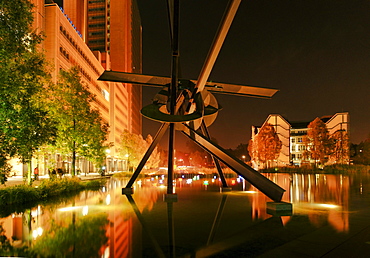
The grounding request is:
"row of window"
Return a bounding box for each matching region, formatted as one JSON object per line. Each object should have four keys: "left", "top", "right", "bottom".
{"left": 291, "top": 145, "right": 306, "bottom": 152}
{"left": 291, "top": 154, "right": 302, "bottom": 160}
{"left": 89, "top": 31, "right": 105, "bottom": 36}
{"left": 88, "top": 0, "right": 105, "bottom": 4}
{"left": 89, "top": 15, "right": 105, "bottom": 20}
{"left": 88, "top": 7, "right": 105, "bottom": 12}
{"left": 59, "top": 25, "right": 100, "bottom": 76}
{"left": 291, "top": 137, "right": 303, "bottom": 143}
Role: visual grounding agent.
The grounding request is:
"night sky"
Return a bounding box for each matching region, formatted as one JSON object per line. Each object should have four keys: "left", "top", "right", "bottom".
{"left": 136, "top": 0, "right": 370, "bottom": 150}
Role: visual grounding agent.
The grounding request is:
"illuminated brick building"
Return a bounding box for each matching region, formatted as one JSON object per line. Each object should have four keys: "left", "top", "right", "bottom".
{"left": 251, "top": 112, "right": 350, "bottom": 168}
{"left": 23, "top": 0, "right": 142, "bottom": 174}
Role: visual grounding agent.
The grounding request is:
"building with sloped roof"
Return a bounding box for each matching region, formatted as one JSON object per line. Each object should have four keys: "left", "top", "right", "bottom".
{"left": 251, "top": 112, "right": 349, "bottom": 168}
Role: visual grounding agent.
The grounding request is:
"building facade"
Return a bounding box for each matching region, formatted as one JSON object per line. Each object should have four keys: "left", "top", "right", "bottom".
{"left": 251, "top": 112, "right": 350, "bottom": 168}
{"left": 9, "top": 0, "right": 142, "bottom": 175}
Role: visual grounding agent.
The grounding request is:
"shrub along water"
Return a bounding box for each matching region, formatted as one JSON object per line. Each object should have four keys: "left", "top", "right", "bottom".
{"left": 0, "top": 177, "right": 106, "bottom": 206}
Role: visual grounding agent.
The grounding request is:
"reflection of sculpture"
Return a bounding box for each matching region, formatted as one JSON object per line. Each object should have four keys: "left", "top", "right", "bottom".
{"left": 99, "top": 0, "right": 284, "bottom": 202}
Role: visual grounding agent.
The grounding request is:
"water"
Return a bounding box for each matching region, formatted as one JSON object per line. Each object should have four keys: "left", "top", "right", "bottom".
{"left": 1, "top": 173, "right": 370, "bottom": 257}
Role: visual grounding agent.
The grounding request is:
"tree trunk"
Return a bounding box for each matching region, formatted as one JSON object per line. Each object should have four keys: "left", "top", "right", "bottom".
{"left": 71, "top": 119, "right": 76, "bottom": 176}
{"left": 72, "top": 141, "right": 76, "bottom": 176}
{"left": 27, "top": 161, "right": 32, "bottom": 185}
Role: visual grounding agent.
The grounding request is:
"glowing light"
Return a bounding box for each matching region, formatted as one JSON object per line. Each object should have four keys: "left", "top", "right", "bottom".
{"left": 319, "top": 204, "right": 339, "bottom": 209}
{"left": 203, "top": 180, "right": 209, "bottom": 185}
{"left": 186, "top": 179, "right": 192, "bottom": 184}
{"left": 58, "top": 206, "right": 81, "bottom": 212}
{"left": 106, "top": 194, "right": 111, "bottom": 205}
{"left": 159, "top": 185, "right": 166, "bottom": 189}
{"left": 231, "top": 180, "right": 236, "bottom": 185}
{"left": 178, "top": 178, "right": 183, "bottom": 182}
{"left": 244, "top": 191, "right": 257, "bottom": 194}
{"left": 33, "top": 227, "right": 43, "bottom": 239}
{"left": 82, "top": 205, "right": 89, "bottom": 216}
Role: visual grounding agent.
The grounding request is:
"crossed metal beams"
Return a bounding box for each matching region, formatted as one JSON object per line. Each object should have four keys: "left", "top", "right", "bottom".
{"left": 98, "top": 0, "right": 285, "bottom": 202}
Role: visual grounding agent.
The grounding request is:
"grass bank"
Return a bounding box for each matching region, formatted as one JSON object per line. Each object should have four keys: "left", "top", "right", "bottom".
{"left": 0, "top": 177, "right": 106, "bottom": 206}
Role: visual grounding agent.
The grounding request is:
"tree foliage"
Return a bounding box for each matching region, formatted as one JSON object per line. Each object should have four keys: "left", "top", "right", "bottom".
{"left": 44, "top": 67, "right": 109, "bottom": 175}
{"left": 227, "top": 143, "right": 250, "bottom": 162}
{"left": 352, "top": 133, "right": 370, "bottom": 165}
{"left": 0, "top": 0, "right": 56, "bottom": 183}
{"left": 248, "top": 123, "right": 282, "bottom": 169}
{"left": 304, "top": 117, "right": 332, "bottom": 166}
{"left": 120, "top": 130, "right": 160, "bottom": 171}
{"left": 329, "top": 129, "right": 349, "bottom": 164}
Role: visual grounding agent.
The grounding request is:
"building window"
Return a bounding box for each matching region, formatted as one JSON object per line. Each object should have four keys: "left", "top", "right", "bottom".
{"left": 291, "top": 138, "right": 295, "bottom": 143}
{"left": 298, "top": 137, "right": 302, "bottom": 143}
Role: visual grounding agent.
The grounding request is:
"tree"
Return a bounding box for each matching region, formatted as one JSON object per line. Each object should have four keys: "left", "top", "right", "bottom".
{"left": 120, "top": 130, "right": 160, "bottom": 171}
{"left": 44, "top": 67, "right": 109, "bottom": 176}
{"left": 144, "top": 134, "right": 160, "bottom": 169}
{"left": 249, "top": 123, "right": 282, "bottom": 169}
{"left": 329, "top": 129, "right": 349, "bottom": 164}
{"left": 305, "top": 117, "right": 332, "bottom": 167}
{"left": 352, "top": 134, "right": 370, "bottom": 165}
{"left": 227, "top": 143, "right": 250, "bottom": 163}
{"left": 0, "top": 0, "right": 56, "bottom": 184}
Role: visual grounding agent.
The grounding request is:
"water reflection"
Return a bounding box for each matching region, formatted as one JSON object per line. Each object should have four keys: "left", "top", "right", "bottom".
{"left": 0, "top": 172, "right": 369, "bottom": 257}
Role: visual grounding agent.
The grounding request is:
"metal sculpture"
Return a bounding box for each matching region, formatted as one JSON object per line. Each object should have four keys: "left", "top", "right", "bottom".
{"left": 99, "top": 0, "right": 285, "bottom": 202}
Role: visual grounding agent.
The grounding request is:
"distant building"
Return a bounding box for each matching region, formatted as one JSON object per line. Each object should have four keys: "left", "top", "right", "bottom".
{"left": 250, "top": 112, "right": 349, "bottom": 168}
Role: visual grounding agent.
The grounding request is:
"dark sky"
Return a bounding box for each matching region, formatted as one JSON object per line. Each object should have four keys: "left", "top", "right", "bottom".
{"left": 136, "top": 0, "right": 370, "bottom": 150}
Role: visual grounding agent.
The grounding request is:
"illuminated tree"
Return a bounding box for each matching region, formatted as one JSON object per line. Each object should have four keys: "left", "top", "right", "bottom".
{"left": 329, "top": 129, "right": 349, "bottom": 164}
{"left": 305, "top": 117, "right": 332, "bottom": 167}
{"left": 249, "top": 123, "right": 282, "bottom": 169}
{"left": 186, "top": 139, "right": 208, "bottom": 167}
{"left": 189, "top": 150, "right": 206, "bottom": 167}
{"left": 0, "top": 0, "right": 56, "bottom": 184}
{"left": 44, "top": 67, "right": 109, "bottom": 176}
{"left": 144, "top": 134, "right": 160, "bottom": 169}
{"left": 120, "top": 130, "right": 159, "bottom": 171}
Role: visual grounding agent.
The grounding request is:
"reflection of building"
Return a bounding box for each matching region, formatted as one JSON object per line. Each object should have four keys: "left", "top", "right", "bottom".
{"left": 9, "top": 0, "right": 142, "bottom": 176}
{"left": 251, "top": 112, "right": 349, "bottom": 167}
{"left": 250, "top": 173, "right": 349, "bottom": 232}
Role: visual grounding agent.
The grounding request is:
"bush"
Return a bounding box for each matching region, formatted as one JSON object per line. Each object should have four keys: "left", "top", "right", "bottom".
{"left": 0, "top": 185, "right": 40, "bottom": 205}
{"left": 0, "top": 178, "right": 106, "bottom": 206}
{"left": 82, "top": 179, "right": 106, "bottom": 190}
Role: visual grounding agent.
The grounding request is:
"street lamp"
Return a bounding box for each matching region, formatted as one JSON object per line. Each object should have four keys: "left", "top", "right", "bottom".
{"left": 242, "top": 155, "right": 246, "bottom": 163}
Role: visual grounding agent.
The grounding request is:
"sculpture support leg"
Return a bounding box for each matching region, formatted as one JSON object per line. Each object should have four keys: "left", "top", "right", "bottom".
{"left": 182, "top": 124, "right": 285, "bottom": 202}
{"left": 200, "top": 122, "right": 229, "bottom": 188}
{"left": 167, "top": 123, "right": 175, "bottom": 195}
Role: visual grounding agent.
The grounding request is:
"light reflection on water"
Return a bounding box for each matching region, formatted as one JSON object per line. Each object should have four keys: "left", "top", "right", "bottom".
{"left": 1, "top": 172, "right": 369, "bottom": 257}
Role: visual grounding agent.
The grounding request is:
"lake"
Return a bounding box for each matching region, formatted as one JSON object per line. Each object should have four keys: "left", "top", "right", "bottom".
{"left": 1, "top": 172, "right": 370, "bottom": 257}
